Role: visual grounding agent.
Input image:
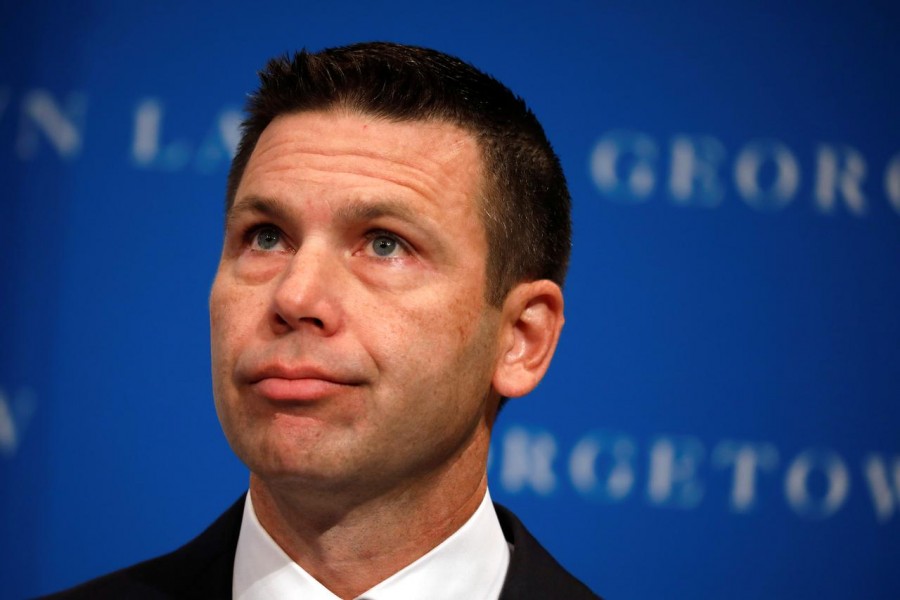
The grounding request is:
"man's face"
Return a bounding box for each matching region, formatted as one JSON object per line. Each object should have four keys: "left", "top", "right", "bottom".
{"left": 210, "top": 110, "right": 503, "bottom": 496}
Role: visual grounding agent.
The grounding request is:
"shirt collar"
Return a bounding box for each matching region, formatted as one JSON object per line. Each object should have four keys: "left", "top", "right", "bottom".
{"left": 233, "top": 488, "right": 510, "bottom": 600}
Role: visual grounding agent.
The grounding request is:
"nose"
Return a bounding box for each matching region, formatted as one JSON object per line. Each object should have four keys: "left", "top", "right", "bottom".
{"left": 270, "top": 243, "right": 343, "bottom": 336}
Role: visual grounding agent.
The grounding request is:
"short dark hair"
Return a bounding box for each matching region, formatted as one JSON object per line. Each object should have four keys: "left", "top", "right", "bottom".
{"left": 227, "top": 42, "right": 571, "bottom": 305}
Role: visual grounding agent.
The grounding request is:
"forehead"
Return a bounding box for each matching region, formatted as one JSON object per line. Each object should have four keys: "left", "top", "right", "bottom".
{"left": 236, "top": 110, "right": 485, "bottom": 211}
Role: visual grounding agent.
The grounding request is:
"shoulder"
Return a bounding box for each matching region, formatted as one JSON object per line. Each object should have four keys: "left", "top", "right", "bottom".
{"left": 494, "top": 503, "right": 603, "bottom": 600}
{"left": 36, "top": 496, "right": 246, "bottom": 600}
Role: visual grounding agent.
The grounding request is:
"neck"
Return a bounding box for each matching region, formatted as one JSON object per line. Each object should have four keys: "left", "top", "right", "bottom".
{"left": 249, "top": 427, "right": 491, "bottom": 600}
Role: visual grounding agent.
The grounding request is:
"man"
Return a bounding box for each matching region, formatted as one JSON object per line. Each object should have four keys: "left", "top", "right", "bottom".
{"left": 44, "top": 42, "right": 600, "bottom": 599}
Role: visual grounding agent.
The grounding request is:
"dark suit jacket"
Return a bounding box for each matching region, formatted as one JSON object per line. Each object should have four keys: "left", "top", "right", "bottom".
{"left": 39, "top": 495, "right": 601, "bottom": 599}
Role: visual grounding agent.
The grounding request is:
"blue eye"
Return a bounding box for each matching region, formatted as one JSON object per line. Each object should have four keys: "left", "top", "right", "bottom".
{"left": 253, "top": 227, "right": 281, "bottom": 250}
{"left": 371, "top": 235, "right": 399, "bottom": 257}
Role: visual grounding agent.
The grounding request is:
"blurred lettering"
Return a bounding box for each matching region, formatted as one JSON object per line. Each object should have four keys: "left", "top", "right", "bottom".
{"left": 863, "top": 454, "right": 900, "bottom": 523}
{"left": 569, "top": 431, "right": 636, "bottom": 501}
{"left": 785, "top": 449, "right": 850, "bottom": 518}
{"left": 712, "top": 440, "right": 779, "bottom": 512}
{"left": 0, "top": 386, "right": 37, "bottom": 458}
{"left": 668, "top": 134, "right": 727, "bottom": 207}
{"left": 131, "top": 98, "right": 192, "bottom": 170}
{"left": 15, "top": 90, "right": 86, "bottom": 160}
{"left": 590, "top": 130, "right": 658, "bottom": 200}
{"left": 588, "top": 130, "right": 898, "bottom": 217}
{"left": 491, "top": 428, "right": 896, "bottom": 524}
{"left": 734, "top": 140, "right": 800, "bottom": 210}
{"left": 647, "top": 436, "right": 705, "bottom": 508}
{"left": 194, "top": 109, "right": 242, "bottom": 172}
{"left": 815, "top": 144, "right": 868, "bottom": 215}
{"left": 885, "top": 153, "right": 900, "bottom": 214}
{"left": 500, "top": 427, "right": 558, "bottom": 495}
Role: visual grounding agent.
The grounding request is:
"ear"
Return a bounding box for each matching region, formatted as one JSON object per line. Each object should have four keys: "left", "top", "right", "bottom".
{"left": 492, "top": 280, "right": 565, "bottom": 398}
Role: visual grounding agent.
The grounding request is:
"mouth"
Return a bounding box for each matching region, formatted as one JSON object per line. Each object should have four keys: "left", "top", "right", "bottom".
{"left": 246, "top": 364, "right": 365, "bottom": 402}
{"left": 252, "top": 377, "right": 357, "bottom": 402}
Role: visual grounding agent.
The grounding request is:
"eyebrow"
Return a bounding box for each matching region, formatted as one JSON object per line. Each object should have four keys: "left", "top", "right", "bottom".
{"left": 225, "top": 195, "right": 292, "bottom": 230}
{"left": 333, "top": 198, "right": 420, "bottom": 226}
{"left": 228, "top": 195, "right": 422, "bottom": 225}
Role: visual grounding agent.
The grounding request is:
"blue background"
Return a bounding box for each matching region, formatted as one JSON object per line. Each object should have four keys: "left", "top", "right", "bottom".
{"left": 2, "top": 1, "right": 899, "bottom": 598}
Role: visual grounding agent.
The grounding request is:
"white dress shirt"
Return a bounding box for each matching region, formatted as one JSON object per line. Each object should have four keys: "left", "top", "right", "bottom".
{"left": 233, "top": 489, "right": 511, "bottom": 600}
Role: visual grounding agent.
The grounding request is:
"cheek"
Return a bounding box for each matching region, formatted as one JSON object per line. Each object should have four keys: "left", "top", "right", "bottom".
{"left": 209, "top": 280, "right": 233, "bottom": 355}
{"left": 209, "top": 277, "right": 260, "bottom": 370}
{"left": 430, "top": 284, "right": 492, "bottom": 347}
{"left": 369, "top": 290, "right": 496, "bottom": 381}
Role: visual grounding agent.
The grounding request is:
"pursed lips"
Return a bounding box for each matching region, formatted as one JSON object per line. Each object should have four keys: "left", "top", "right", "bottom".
{"left": 246, "top": 364, "right": 365, "bottom": 402}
